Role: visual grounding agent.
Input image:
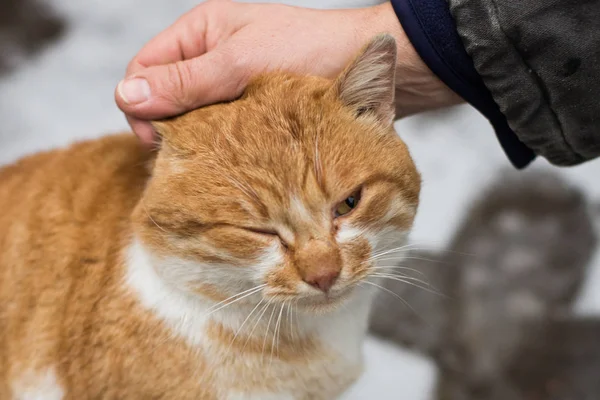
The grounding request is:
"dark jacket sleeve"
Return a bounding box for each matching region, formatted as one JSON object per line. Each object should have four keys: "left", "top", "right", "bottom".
{"left": 391, "top": 0, "right": 600, "bottom": 167}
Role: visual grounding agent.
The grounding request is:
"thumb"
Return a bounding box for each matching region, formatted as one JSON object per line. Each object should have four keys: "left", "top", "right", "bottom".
{"left": 115, "top": 49, "right": 249, "bottom": 120}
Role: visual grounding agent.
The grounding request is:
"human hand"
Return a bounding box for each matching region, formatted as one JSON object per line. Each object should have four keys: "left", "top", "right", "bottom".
{"left": 115, "top": 0, "right": 460, "bottom": 145}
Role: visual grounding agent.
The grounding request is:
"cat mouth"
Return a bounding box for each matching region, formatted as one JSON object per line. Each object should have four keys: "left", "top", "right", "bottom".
{"left": 264, "top": 283, "right": 358, "bottom": 312}
{"left": 295, "top": 286, "right": 355, "bottom": 310}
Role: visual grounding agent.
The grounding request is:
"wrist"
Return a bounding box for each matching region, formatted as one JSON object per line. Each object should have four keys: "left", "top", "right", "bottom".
{"left": 357, "top": 2, "right": 463, "bottom": 117}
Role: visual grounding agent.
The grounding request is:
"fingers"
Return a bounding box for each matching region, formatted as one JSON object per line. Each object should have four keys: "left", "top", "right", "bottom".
{"left": 125, "top": 8, "right": 210, "bottom": 78}
{"left": 115, "top": 47, "right": 249, "bottom": 120}
{"left": 124, "top": 0, "right": 242, "bottom": 77}
{"left": 127, "top": 116, "right": 157, "bottom": 146}
{"left": 119, "top": 4, "right": 212, "bottom": 141}
{"left": 117, "top": 0, "right": 249, "bottom": 141}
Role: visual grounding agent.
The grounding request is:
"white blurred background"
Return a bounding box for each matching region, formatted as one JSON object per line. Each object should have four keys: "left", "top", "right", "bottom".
{"left": 1, "top": 0, "right": 600, "bottom": 398}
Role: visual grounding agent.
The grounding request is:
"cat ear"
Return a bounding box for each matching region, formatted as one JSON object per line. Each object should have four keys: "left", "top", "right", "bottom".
{"left": 147, "top": 119, "right": 182, "bottom": 154}
{"left": 150, "top": 117, "right": 199, "bottom": 156}
{"left": 150, "top": 119, "right": 181, "bottom": 149}
{"left": 333, "top": 34, "right": 397, "bottom": 125}
{"left": 150, "top": 120, "right": 170, "bottom": 141}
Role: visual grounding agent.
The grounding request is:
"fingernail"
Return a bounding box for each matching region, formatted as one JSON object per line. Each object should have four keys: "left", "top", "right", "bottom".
{"left": 118, "top": 78, "right": 151, "bottom": 105}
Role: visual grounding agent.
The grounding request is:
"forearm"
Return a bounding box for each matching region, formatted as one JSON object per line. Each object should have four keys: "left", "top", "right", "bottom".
{"left": 450, "top": 0, "right": 600, "bottom": 166}
{"left": 387, "top": 0, "right": 600, "bottom": 167}
{"left": 358, "top": 2, "right": 463, "bottom": 118}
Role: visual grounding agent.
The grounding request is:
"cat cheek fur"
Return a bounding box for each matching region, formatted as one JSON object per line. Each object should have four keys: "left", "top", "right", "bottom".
{"left": 132, "top": 189, "right": 416, "bottom": 309}
{"left": 258, "top": 220, "right": 412, "bottom": 305}
{"left": 132, "top": 232, "right": 284, "bottom": 305}
{"left": 336, "top": 221, "right": 411, "bottom": 274}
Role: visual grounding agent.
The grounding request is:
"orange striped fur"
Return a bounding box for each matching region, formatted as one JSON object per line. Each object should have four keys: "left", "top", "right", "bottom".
{"left": 0, "top": 35, "right": 420, "bottom": 399}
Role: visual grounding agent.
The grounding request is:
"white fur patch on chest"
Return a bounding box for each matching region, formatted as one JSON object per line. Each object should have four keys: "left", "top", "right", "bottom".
{"left": 11, "top": 368, "right": 64, "bottom": 400}
{"left": 125, "top": 238, "right": 214, "bottom": 346}
{"left": 125, "top": 237, "right": 371, "bottom": 399}
{"left": 124, "top": 238, "right": 284, "bottom": 346}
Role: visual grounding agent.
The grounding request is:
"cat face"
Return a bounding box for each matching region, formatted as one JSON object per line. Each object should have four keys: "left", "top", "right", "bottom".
{"left": 132, "top": 35, "right": 420, "bottom": 312}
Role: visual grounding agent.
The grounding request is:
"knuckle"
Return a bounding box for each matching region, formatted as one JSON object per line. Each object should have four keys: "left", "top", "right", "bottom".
{"left": 202, "top": 0, "right": 230, "bottom": 14}
{"left": 165, "top": 61, "right": 193, "bottom": 107}
{"left": 221, "top": 50, "right": 251, "bottom": 97}
{"left": 125, "top": 57, "right": 143, "bottom": 77}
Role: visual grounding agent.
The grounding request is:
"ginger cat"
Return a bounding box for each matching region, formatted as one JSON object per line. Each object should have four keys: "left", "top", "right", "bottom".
{"left": 0, "top": 35, "right": 420, "bottom": 400}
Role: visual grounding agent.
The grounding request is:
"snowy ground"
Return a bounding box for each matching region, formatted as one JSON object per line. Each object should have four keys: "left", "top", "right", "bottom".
{"left": 1, "top": 0, "right": 599, "bottom": 398}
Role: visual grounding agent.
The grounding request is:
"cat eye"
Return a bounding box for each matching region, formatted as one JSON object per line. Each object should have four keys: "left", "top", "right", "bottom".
{"left": 334, "top": 190, "right": 361, "bottom": 218}
{"left": 244, "top": 227, "right": 289, "bottom": 248}
{"left": 244, "top": 227, "right": 279, "bottom": 237}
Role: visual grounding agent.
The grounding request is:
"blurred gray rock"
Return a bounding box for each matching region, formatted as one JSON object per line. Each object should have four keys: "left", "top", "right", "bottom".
{"left": 370, "top": 170, "right": 599, "bottom": 400}
{"left": 0, "top": 0, "right": 65, "bottom": 74}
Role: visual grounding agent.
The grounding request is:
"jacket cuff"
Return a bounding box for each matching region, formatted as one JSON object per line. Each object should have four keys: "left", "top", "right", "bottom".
{"left": 389, "top": 0, "right": 536, "bottom": 168}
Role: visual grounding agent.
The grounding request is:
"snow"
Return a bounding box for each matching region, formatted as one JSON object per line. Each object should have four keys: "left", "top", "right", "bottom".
{"left": 1, "top": 0, "right": 599, "bottom": 398}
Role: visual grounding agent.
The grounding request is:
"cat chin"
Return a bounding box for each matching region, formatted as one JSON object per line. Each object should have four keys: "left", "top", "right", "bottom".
{"left": 291, "top": 286, "right": 358, "bottom": 315}
{"left": 292, "top": 299, "right": 346, "bottom": 316}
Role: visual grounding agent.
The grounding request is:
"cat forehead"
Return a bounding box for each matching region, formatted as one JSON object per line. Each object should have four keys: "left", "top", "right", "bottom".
{"left": 244, "top": 72, "right": 331, "bottom": 100}
{"left": 163, "top": 103, "right": 401, "bottom": 165}
{"left": 159, "top": 75, "right": 345, "bottom": 142}
{"left": 154, "top": 70, "right": 418, "bottom": 193}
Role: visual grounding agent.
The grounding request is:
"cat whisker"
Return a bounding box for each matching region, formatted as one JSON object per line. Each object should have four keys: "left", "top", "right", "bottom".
{"left": 370, "top": 249, "right": 439, "bottom": 262}
{"left": 370, "top": 273, "right": 445, "bottom": 297}
{"left": 204, "top": 284, "right": 266, "bottom": 318}
{"left": 369, "top": 246, "right": 435, "bottom": 262}
{"left": 286, "top": 301, "right": 294, "bottom": 342}
{"left": 368, "top": 246, "right": 474, "bottom": 263}
{"left": 144, "top": 318, "right": 180, "bottom": 357}
{"left": 263, "top": 292, "right": 299, "bottom": 302}
{"left": 371, "top": 270, "right": 434, "bottom": 287}
{"left": 360, "top": 280, "right": 420, "bottom": 318}
{"left": 270, "top": 303, "right": 285, "bottom": 369}
{"left": 370, "top": 265, "right": 430, "bottom": 278}
{"left": 226, "top": 297, "right": 266, "bottom": 355}
{"left": 293, "top": 299, "right": 300, "bottom": 341}
{"left": 370, "top": 241, "right": 439, "bottom": 255}
{"left": 262, "top": 305, "right": 278, "bottom": 365}
{"left": 269, "top": 305, "right": 280, "bottom": 367}
{"left": 369, "top": 242, "right": 473, "bottom": 262}
{"left": 373, "top": 255, "right": 447, "bottom": 264}
{"left": 241, "top": 300, "right": 272, "bottom": 354}
{"left": 369, "top": 245, "right": 414, "bottom": 260}
{"left": 205, "top": 284, "right": 266, "bottom": 312}
{"left": 279, "top": 303, "right": 287, "bottom": 351}
{"left": 281, "top": 302, "right": 286, "bottom": 342}
{"left": 141, "top": 200, "right": 168, "bottom": 233}
{"left": 402, "top": 242, "right": 475, "bottom": 257}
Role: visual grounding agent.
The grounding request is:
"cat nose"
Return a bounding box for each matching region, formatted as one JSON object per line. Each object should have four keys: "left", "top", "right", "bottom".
{"left": 303, "top": 268, "right": 340, "bottom": 293}
{"left": 295, "top": 239, "right": 342, "bottom": 293}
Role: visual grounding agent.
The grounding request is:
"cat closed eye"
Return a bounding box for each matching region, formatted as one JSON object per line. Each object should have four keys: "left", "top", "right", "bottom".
{"left": 335, "top": 191, "right": 361, "bottom": 218}
{"left": 245, "top": 227, "right": 290, "bottom": 249}
{"left": 244, "top": 227, "right": 279, "bottom": 237}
